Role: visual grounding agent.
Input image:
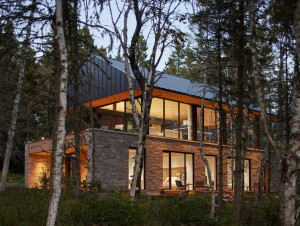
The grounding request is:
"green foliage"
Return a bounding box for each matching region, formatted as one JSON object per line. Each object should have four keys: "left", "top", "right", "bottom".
{"left": 6, "top": 172, "right": 24, "bottom": 184}
{"left": 240, "top": 195, "right": 281, "bottom": 225}
{"left": 38, "top": 168, "right": 50, "bottom": 189}
{"left": 0, "top": 188, "right": 288, "bottom": 225}
{"left": 252, "top": 196, "right": 281, "bottom": 225}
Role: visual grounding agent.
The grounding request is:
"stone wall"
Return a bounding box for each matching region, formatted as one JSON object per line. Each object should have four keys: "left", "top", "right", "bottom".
{"left": 92, "top": 129, "right": 266, "bottom": 192}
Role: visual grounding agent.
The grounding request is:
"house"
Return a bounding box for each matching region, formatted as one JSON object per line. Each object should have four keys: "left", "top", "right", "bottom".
{"left": 25, "top": 55, "right": 280, "bottom": 194}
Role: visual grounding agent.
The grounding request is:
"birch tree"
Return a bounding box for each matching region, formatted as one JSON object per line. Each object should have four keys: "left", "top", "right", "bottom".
{"left": 198, "top": 74, "right": 215, "bottom": 217}
{"left": 0, "top": 0, "right": 36, "bottom": 192}
{"left": 46, "top": 0, "right": 68, "bottom": 225}
{"left": 250, "top": 0, "right": 300, "bottom": 224}
{"left": 109, "top": 0, "right": 183, "bottom": 198}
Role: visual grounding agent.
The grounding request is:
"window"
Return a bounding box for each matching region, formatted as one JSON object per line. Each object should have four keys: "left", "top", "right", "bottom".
{"left": 227, "top": 158, "right": 251, "bottom": 191}
{"left": 247, "top": 117, "right": 260, "bottom": 149}
{"left": 128, "top": 149, "right": 144, "bottom": 189}
{"left": 163, "top": 151, "right": 194, "bottom": 190}
{"left": 149, "top": 98, "right": 164, "bottom": 136}
{"left": 180, "top": 103, "right": 193, "bottom": 140}
{"left": 99, "top": 102, "right": 125, "bottom": 131}
{"left": 204, "top": 108, "right": 218, "bottom": 143}
{"left": 165, "top": 100, "right": 180, "bottom": 139}
{"left": 125, "top": 99, "right": 141, "bottom": 133}
{"left": 205, "top": 156, "right": 217, "bottom": 190}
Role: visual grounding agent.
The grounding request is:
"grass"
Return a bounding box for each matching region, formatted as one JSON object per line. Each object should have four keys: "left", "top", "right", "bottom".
{"left": 6, "top": 172, "right": 24, "bottom": 184}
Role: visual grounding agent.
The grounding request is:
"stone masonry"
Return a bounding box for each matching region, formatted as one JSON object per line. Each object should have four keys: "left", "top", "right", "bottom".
{"left": 91, "top": 129, "right": 266, "bottom": 192}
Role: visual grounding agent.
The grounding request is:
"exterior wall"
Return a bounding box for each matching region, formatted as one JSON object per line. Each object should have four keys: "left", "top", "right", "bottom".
{"left": 92, "top": 130, "right": 138, "bottom": 190}
{"left": 25, "top": 129, "right": 269, "bottom": 192}
{"left": 26, "top": 132, "right": 89, "bottom": 188}
{"left": 27, "top": 152, "right": 51, "bottom": 187}
{"left": 92, "top": 129, "right": 265, "bottom": 192}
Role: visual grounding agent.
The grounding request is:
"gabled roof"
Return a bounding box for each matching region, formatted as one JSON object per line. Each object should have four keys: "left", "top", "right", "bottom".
{"left": 99, "top": 56, "right": 216, "bottom": 100}
{"left": 68, "top": 55, "right": 217, "bottom": 106}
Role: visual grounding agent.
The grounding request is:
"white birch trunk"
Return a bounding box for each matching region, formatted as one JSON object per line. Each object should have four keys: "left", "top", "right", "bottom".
{"left": 198, "top": 75, "right": 215, "bottom": 217}
{"left": 46, "top": 0, "right": 68, "bottom": 225}
{"left": 251, "top": 0, "right": 300, "bottom": 224}
{"left": 109, "top": 0, "right": 180, "bottom": 198}
{"left": 0, "top": 0, "right": 35, "bottom": 192}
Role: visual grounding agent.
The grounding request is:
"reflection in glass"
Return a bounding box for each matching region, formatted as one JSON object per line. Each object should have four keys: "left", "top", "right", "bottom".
{"left": 205, "top": 156, "right": 216, "bottom": 189}
{"left": 227, "top": 159, "right": 251, "bottom": 191}
{"left": 126, "top": 99, "right": 141, "bottom": 133}
{"left": 197, "top": 107, "right": 202, "bottom": 141}
{"left": 149, "top": 98, "right": 163, "bottom": 136}
{"left": 162, "top": 152, "right": 170, "bottom": 189}
{"left": 162, "top": 152, "right": 194, "bottom": 190}
{"left": 204, "top": 108, "right": 218, "bottom": 143}
{"left": 165, "top": 100, "right": 179, "bottom": 139}
{"left": 171, "top": 152, "right": 185, "bottom": 190}
{"left": 128, "top": 149, "right": 144, "bottom": 189}
{"left": 227, "top": 159, "right": 234, "bottom": 190}
{"left": 244, "top": 160, "right": 250, "bottom": 191}
{"left": 99, "top": 102, "right": 125, "bottom": 131}
{"left": 186, "top": 154, "right": 193, "bottom": 189}
{"left": 180, "top": 103, "right": 192, "bottom": 140}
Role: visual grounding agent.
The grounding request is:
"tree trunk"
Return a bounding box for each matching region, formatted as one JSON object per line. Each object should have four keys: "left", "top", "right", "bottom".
{"left": 46, "top": 0, "right": 68, "bottom": 225}
{"left": 199, "top": 75, "right": 215, "bottom": 217}
{"left": 280, "top": 2, "right": 300, "bottom": 224}
{"left": 217, "top": 22, "right": 224, "bottom": 211}
{"left": 233, "top": 0, "right": 245, "bottom": 223}
{"left": 251, "top": 0, "right": 300, "bottom": 224}
{"left": 0, "top": 0, "right": 35, "bottom": 192}
{"left": 70, "top": 0, "right": 81, "bottom": 198}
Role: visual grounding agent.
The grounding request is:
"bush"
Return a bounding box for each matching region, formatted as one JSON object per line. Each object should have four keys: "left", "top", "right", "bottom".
{"left": 0, "top": 188, "right": 284, "bottom": 225}
{"left": 6, "top": 172, "right": 24, "bottom": 184}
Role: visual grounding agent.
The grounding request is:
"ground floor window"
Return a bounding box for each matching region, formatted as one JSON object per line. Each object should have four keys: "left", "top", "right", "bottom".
{"left": 205, "top": 155, "right": 217, "bottom": 190}
{"left": 227, "top": 158, "right": 251, "bottom": 191}
{"left": 128, "top": 149, "right": 144, "bottom": 189}
{"left": 163, "top": 151, "right": 194, "bottom": 190}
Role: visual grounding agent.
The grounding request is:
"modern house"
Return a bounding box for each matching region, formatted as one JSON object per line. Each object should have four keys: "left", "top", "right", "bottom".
{"left": 25, "top": 55, "right": 279, "bottom": 194}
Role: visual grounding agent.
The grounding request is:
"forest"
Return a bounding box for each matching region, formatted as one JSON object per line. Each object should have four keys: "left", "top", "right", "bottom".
{"left": 0, "top": 0, "right": 300, "bottom": 225}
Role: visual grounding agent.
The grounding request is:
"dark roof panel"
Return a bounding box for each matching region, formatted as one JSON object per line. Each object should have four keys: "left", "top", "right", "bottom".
{"left": 103, "top": 56, "right": 216, "bottom": 100}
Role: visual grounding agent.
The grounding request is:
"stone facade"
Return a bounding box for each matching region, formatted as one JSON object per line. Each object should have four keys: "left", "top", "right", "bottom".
{"left": 25, "top": 129, "right": 272, "bottom": 192}
{"left": 91, "top": 129, "right": 266, "bottom": 192}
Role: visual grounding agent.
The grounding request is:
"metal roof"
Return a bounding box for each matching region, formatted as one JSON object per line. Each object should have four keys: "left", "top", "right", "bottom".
{"left": 95, "top": 55, "right": 217, "bottom": 101}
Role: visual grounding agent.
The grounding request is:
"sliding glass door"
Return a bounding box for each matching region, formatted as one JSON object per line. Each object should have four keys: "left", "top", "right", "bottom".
{"left": 163, "top": 152, "right": 193, "bottom": 190}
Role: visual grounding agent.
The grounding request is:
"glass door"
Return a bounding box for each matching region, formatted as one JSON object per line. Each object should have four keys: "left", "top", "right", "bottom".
{"left": 162, "top": 152, "right": 194, "bottom": 190}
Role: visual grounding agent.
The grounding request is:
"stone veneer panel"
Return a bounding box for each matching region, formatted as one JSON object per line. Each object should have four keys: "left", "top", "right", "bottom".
{"left": 92, "top": 130, "right": 266, "bottom": 192}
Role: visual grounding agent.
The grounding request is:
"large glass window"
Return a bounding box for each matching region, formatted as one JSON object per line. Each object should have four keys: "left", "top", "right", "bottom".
{"left": 180, "top": 103, "right": 193, "bottom": 140}
{"left": 197, "top": 107, "right": 202, "bottom": 141}
{"left": 163, "top": 152, "right": 170, "bottom": 189}
{"left": 227, "top": 159, "right": 251, "bottom": 191}
{"left": 149, "top": 98, "right": 164, "bottom": 136}
{"left": 205, "top": 156, "right": 217, "bottom": 190}
{"left": 204, "top": 108, "right": 218, "bottom": 143}
{"left": 126, "top": 99, "right": 141, "bottom": 133}
{"left": 128, "top": 149, "right": 144, "bottom": 189}
{"left": 244, "top": 159, "right": 250, "bottom": 191}
{"left": 165, "top": 100, "right": 179, "bottom": 139}
{"left": 163, "top": 152, "right": 194, "bottom": 190}
{"left": 248, "top": 121, "right": 255, "bottom": 148}
{"left": 248, "top": 118, "right": 260, "bottom": 149}
{"left": 99, "top": 102, "right": 125, "bottom": 131}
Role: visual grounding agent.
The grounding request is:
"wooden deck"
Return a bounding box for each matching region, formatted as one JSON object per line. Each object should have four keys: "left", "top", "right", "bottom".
{"left": 162, "top": 190, "right": 212, "bottom": 196}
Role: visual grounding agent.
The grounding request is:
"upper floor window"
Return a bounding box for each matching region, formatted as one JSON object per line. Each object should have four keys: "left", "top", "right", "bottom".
{"left": 98, "top": 97, "right": 262, "bottom": 148}
{"left": 204, "top": 108, "right": 218, "bottom": 143}
{"left": 149, "top": 98, "right": 163, "bottom": 136}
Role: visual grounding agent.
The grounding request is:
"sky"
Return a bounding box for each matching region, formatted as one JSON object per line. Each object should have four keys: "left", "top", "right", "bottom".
{"left": 86, "top": 1, "right": 193, "bottom": 71}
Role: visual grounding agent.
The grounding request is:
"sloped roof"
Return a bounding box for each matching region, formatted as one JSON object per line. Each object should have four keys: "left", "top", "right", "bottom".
{"left": 95, "top": 56, "right": 217, "bottom": 101}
